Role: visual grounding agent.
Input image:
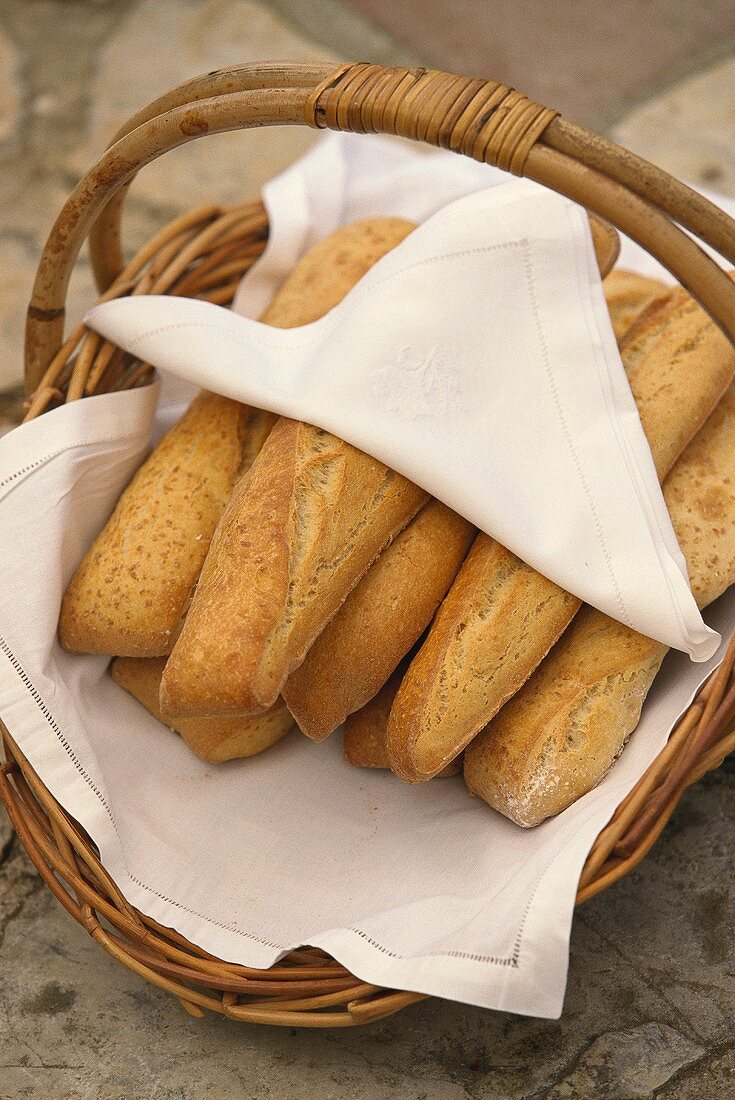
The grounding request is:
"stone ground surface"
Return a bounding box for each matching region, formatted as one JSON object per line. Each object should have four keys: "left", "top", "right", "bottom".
{"left": 1, "top": 2, "right": 734, "bottom": 1097}
{"left": 341, "top": 0, "right": 735, "bottom": 124}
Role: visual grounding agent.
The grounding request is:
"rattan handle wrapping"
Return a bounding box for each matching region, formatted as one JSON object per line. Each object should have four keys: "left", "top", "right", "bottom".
{"left": 25, "top": 61, "right": 735, "bottom": 395}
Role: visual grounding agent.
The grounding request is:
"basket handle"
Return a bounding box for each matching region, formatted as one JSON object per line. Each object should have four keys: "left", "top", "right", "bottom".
{"left": 87, "top": 62, "right": 334, "bottom": 293}
{"left": 26, "top": 61, "right": 735, "bottom": 394}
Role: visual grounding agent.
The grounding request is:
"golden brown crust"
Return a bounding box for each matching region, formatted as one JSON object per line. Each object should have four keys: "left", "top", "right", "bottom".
{"left": 160, "top": 420, "right": 299, "bottom": 716}
{"left": 617, "top": 290, "right": 679, "bottom": 368}
{"left": 111, "top": 657, "right": 294, "bottom": 764}
{"left": 59, "top": 392, "right": 261, "bottom": 657}
{"left": 622, "top": 282, "right": 735, "bottom": 480}
{"left": 386, "top": 282, "right": 735, "bottom": 783}
{"left": 387, "top": 538, "right": 579, "bottom": 781}
{"left": 463, "top": 609, "right": 667, "bottom": 826}
{"left": 161, "top": 218, "right": 429, "bottom": 719}
{"left": 666, "top": 384, "right": 735, "bottom": 609}
{"left": 344, "top": 668, "right": 462, "bottom": 776}
{"left": 162, "top": 417, "right": 428, "bottom": 717}
{"left": 282, "top": 500, "right": 475, "bottom": 741}
{"left": 602, "top": 268, "right": 668, "bottom": 343}
{"left": 464, "top": 383, "right": 735, "bottom": 826}
{"left": 344, "top": 668, "right": 403, "bottom": 769}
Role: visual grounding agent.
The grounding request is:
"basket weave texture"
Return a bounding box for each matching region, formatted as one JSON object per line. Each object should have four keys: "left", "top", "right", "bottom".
{"left": 2, "top": 61, "right": 735, "bottom": 1027}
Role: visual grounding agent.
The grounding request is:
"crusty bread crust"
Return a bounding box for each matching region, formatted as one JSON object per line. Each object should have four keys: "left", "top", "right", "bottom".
{"left": 464, "top": 384, "right": 735, "bottom": 826}
{"left": 344, "top": 667, "right": 406, "bottom": 769}
{"left": 161, "top": 416, "right": 428, "bottom": 717}
{"left": 387, "top": 281, "right": 735, "bottom": 782}
{"left": 111, "top": 656, "right": 293, "bottom": 763}
{"left": 463, "top": 609, "right": 667, "bottom": 826}
{"left": 59, "top": 393, "right": 268, "bottom": 657}
{"left": 664, "top": 384, "right": 735, "bottom": 610}
{"left": 344, "top": 666, "right": 462, "bottom": 776}
{"left": 623, "top": 284, "right": 735, "bottom": 479}
{"left": 282, "top": 500, "right": 474, "bottom": 741}
{"left": 602, "top": 268, "right": 668, "bottom": 343}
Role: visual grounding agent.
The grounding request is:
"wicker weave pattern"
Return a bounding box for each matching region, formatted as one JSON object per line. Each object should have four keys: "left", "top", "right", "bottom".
{"left": 1, "top": 61, "right": 735, "bottom": 1026}
{"left": 22, "top": 202, "right": 268, "bottom": 420}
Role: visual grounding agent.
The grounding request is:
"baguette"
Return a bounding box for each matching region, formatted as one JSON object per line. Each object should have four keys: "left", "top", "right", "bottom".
{"left": 387, "top": 281, "right": 735, "bottom": 782}
{"left": 464, "top": 383, "right": 735, "bottom": 826}
{"left": 621, "top": 284, "right": 735, "bottom": 480}
{"left": 282, "top": 500, "right": 475, "bottom": 741}
{"left": 602, "top": 269, "right": 669, "bottom": 343}
{"left": 161, "top": 218, "right": 428, "bottom": 719}
{"left": 59, "top": 393, "right": 274, "bottom": 656}
{"left": 344, "top": 666, "right": 462, "bottom": 776}
{"left": 111, "top": 657, "right": 293, "bottom": 763}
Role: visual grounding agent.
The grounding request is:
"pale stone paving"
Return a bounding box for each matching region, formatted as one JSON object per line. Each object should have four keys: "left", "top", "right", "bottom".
{"left": 612, "top": 55, "right": 735, "bottom": 200}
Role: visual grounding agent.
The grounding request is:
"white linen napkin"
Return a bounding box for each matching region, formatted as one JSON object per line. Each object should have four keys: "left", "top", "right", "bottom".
{"left": 1, "top": 137, "right": 733, "bottom": 1019}
{"left": 87, "top": 176, "right": 716, "bottom": 659}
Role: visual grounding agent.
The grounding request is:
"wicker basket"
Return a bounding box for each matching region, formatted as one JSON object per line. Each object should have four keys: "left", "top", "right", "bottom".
{"left": 2, "top": 61, "right": 735, "bottom": 1028}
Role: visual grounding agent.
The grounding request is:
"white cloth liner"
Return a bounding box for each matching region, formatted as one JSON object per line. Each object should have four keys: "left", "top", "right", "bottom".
{"left": 1, "top": 134, "right": 733, "bottom": 1018}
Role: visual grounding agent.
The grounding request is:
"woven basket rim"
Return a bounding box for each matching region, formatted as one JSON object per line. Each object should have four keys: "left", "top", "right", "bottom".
{"left": 4, "top": 61, "right": 735, "bottom": 1027}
